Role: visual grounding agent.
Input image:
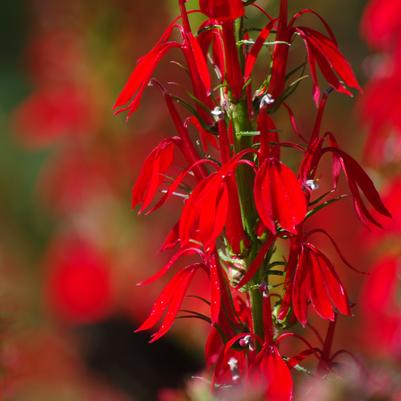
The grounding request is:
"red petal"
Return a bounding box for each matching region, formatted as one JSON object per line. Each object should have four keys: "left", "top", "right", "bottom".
{"left": 137, "top": 247, "right": 203, "bottom": 286}
{"left": 308, "top": 249, "right": 335, "bottom": 321}
{"left": 200, "top": 0, "right": 244, "bottom": 20}
{"left": 271, "top": 161, "right": 307, "bottom": 234}
{"left": 245, "top": 20, "right": 276, "bottom": 81}
{"left": 185, "top": 33, "right": 211, "bottom": 94}
{"left": 255, "top": 161, "right": 276, "bottom": 233}
{"left": 337, "top": 148, "right": 391, "bottom": 217}
{"left": 297, "top": 27, "right": 360, "bottom": 94}
{"left": 292, "top": 247, "right": 309, "bottom": 325}
{"left": 209, "top": 260, "right": 222, "bottom": 323}
{"left": 205, "top": 327, "right": 223, "bottom": 367}
{"left": 263, "top": 346, "right": 293, "bottom": 401}
{"left": 313, "top": 248, "right": 350, "bottom": 316}
{"left": 113, "top": 41, "right": 180, "bottom": 116}
{"left": 132, "top": 139, "right": 175, "bottom": 213}
{"left": 149, "top": 265, "right": 198, "bottom": 342}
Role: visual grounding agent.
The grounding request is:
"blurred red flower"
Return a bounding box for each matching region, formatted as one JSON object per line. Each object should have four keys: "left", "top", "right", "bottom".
{"left": 13, "top": 85, "right": 95, "bottom": 148}
{"left": 360, "top": 257, "right": 401, "bottom": 357}
{"left": 361, "top": 0, "right": 401, "bottom": 51}
{"left": 45, "top": 236, "right": 113, "bottom": 324}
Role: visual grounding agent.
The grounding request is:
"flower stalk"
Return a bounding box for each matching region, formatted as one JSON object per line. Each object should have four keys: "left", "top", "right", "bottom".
{"left": 114, "top": 1, "right": 390, "bottom": 399}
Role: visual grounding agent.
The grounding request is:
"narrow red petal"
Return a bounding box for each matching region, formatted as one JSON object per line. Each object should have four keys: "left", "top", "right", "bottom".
{"left": 149, "top": 265, "right": 198, "bottom": 342}
{"left": 263, "top": 346, "right": 293, "bottom": 401}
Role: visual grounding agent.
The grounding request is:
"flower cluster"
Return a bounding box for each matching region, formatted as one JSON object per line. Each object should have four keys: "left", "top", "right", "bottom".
{"left": 116, "top": 1, "right": 390, "bottom": 399}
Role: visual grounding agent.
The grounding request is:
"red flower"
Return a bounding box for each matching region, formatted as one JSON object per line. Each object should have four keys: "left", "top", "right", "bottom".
{"left": 254, "top": 159, "right": 307, "bottom": 234}
{"left": 323, "top": 147, "right": 391, "bottom": 227}
{"left": 13, "top": 85, "right": 95, "bottom": 148}
{"left": 292, "top": 243, "right": 350, "bottom": 325}
{"left": 113, "top": 14, "right": 210, "bottom": 119}
{"left": 45, "top": 236, "right": 113, "bottom": 324}
{"left": 253, "top": 345, "right": 293, "bottom": 401}
{"left": 361, "top": 0, "right": 401, "bottom": 51}
{"left": 360, "top": 257, "right": 401, "bottom": 357}
{"left": 131, "top": 138, "right": 177, "bottom": 214}
{"left": 295, "top": 26, "right": 361, "bottom": 104}
{"left": 135, "top": 263, "right": 203, "bottom": 342}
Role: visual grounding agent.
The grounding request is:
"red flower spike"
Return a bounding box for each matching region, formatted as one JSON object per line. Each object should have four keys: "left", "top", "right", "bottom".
{"left": 254, "top": 160, "right": 307, "bottom": 234}
{"left": 131, "top": 138, "right": 176, "bottom": 214}
{"left": 199, "top": 0, "right": 244, "bottom": 21}
{"left": 136, "top": 264, "right": 201, "bottom": 342}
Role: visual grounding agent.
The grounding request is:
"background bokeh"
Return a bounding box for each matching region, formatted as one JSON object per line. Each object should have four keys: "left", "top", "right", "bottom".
{"left": 1, "top": 0, "right": 400, "bottom": 400}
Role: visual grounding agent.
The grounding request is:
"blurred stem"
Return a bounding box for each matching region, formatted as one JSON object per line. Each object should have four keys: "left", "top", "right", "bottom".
{"left": 317, "top": 315, "right": 337, "bottom": 373}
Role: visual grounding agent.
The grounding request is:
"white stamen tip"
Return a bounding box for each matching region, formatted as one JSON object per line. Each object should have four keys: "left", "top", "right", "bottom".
{"left": 260, "top": 94, "right": 275, "bottom": 108}
{"left": 227, "top": 357, "right": 238, "bottom": 371}
{"left": 305, "top": 179, "right": 319, "bottom": 191}
{"left": 211, "top": 106, "right": 224, "bottom": 121}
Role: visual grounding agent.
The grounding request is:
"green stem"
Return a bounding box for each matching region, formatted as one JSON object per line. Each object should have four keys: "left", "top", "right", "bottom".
{"left": 231, "top": 100, "right": 265, "bottom": 341}
{"left": 232, "top": 100, "right": 257, "bottom": 237}
{"left": 226, "top": 18, "right": 266, "bottom": 343}
{"left": 249, "top": 262, "right": 265, "bottom": 341}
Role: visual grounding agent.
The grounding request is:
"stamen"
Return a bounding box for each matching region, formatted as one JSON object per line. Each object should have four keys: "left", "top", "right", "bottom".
{"left": 160, "top": 190, "right": 189, "bottom": 199}
{"left": 227, "top": 357, "right": 240, "bottom": 382}
{"left": 211, "top": 106, "right": 224, "bottom": 121}
{"left": 305, "top": 179, "right": 319, "bottom": 191}
{"left": 260, "top": 93, "right": 275, "bottom": 108}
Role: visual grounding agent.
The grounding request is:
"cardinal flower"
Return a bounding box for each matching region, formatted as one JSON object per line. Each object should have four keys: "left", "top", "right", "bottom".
{"left": 292, "top": 243, "right": 350, "bottom": 325}
{"left": 254, "top": 159, "right": 307, "bottom": 235}
{"left": 135, "top": 263, "right": 204, "bottom": 342}
{"left": 45, "top": 236, "right": 113, "bottom": 324}
{"left": 113, "top": 5, "right": 211, "bottom": 119}
{"left": 295, "top": 26, "right": 361, "bottom": 104}
{"left": 131, "top": 138, "right": 178, "bottom": 213}
{"left": 178, "top": 153, "right": 252, "bottom": 252}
